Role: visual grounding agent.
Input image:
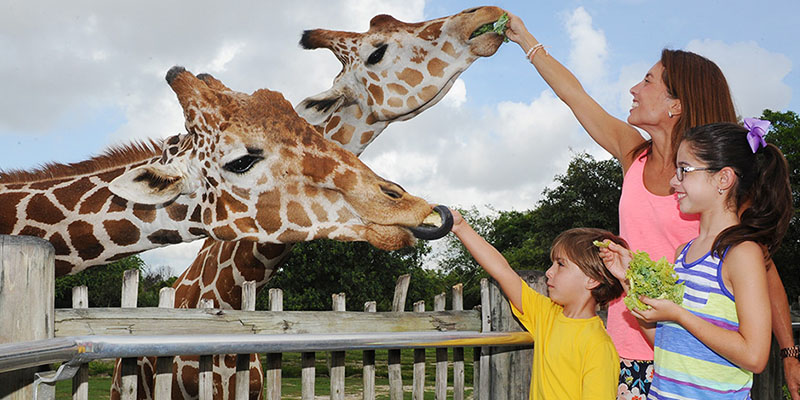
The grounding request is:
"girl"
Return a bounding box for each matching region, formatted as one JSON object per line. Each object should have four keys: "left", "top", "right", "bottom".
{"left": 601, "top": 119, "right": 793, "bottom": 398}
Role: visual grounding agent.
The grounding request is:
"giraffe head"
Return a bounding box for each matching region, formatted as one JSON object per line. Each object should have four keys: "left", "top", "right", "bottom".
{"left": 296, "top": 6, "right": 507, "bottom": 154}
{"left": 109, "top": 67, "right": 437, "bottom": 250}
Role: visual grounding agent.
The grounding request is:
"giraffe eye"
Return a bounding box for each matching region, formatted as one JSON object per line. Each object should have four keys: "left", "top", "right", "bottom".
{"left": 223, "top": 155, "right": 263, "bottom": 174}
{"left": 367, "top": 44, "right": 388, "bottom": 65}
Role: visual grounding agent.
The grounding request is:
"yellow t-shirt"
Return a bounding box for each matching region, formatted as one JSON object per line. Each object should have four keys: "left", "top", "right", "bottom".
{"left": 510, "top": 278, "right": 619, "bottom": 399}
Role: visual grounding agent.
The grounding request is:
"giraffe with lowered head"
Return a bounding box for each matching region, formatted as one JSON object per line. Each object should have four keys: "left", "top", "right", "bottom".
{"left": 150, "top": 6, "right": 508, "bottom": 400}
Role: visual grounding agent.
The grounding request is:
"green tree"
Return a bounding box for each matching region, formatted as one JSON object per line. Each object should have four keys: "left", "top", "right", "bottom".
{"left": 54, "top": 256, "right": 176, "bottom": 308}
{"left": 261, "top": 240, "right": 439, "bottom": 311}
{"left": 762, "top": 109, "right": 800, "bottom": 301}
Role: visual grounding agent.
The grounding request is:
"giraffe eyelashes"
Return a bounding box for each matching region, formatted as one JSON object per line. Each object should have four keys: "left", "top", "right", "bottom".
{"left": 223, "top": 155, "right": 263, "bottom": 174}
{"left": 366, "top": 44, "right": 388, "bottom": 65}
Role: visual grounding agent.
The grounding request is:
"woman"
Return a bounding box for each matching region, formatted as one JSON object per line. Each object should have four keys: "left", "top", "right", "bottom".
{"left": 504, "top": 12, "right": 799, "bottom": 399}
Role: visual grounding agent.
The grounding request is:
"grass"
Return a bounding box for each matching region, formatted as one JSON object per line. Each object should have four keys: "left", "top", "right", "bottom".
{"left": 54, "top": 348, "right": 475, "bottom": 399}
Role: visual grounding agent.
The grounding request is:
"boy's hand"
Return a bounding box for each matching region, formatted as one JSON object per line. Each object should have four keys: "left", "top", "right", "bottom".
{"left": 597, "top": 240, "right": 632, "bottom": 287}
{"left": 631, "top": 296, "right": 684, "bottom": 323}
{"left": 449, "top": 207, "right": 467, "bottom": 233}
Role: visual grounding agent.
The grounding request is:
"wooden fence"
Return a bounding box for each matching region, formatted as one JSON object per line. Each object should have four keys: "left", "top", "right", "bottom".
{"left": 0, "top": 235, "right": 797, "bottom": 399}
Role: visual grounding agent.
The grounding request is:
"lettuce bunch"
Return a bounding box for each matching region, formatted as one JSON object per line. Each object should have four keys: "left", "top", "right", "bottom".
{"left": 470, "top": 13, "right": 510, "bottom": 42}
{"left": 624, "top": 251, "right": 684, "bottom": 311}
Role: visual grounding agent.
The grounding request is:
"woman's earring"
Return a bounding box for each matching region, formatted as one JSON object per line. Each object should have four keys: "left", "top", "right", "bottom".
{"left": 668, "top": 111, "right": 673, "bottom": 118}
{"left": 718, "top": 188, "right": 724, "bottom": 195}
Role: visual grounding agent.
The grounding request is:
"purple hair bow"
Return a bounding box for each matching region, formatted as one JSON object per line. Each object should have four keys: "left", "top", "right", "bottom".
{"left": 743, "top": 117, "right": 770, "bottom": 153}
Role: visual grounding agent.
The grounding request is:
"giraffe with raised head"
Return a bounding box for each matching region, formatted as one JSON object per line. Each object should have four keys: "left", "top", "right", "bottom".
{"left": 154, "top": 6, "right": 507, "bottom": 400}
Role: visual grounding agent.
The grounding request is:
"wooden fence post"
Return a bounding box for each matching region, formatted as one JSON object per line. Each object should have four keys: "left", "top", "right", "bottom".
{"left": 412, "top": 301, "right": 426, "bottom": 400}
{"left": 0, "top": 235, "right": 54, "bottom": 400}
{"left": 236, "top": 281, "right": 256, "bottom": 400}
{"left": 330, "top": 293, "right": 346, "bottom": 400}
{"left": 154, "top": 287, "right": 175, "bottom": 399}
{"left": 363, "top": 301, "right": 377, "bottom": 400}
{"left": 434, "top": 293, "right": 447, "bottom": 400}
{"left": 451, "top": 284, "right": 465, "bottom": 400}
{"left": 266, "top": 288, "right": 283, "bottom": 400}
{"left": 389, "top": 274, "right": 410, "bottom": 400}
{"left": 197, "top": 298, "right": 214, "bottom": 400}
{"left": 72, "top": 286, "right": 89, "bottom": 400}
{"left": 120, "top": 269, "right": 139, "bottom": 400}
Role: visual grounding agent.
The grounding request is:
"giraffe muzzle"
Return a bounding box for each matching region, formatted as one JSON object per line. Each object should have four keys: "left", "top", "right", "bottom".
{"left": 409, "top": 205, "right": 453, "bottom": 240}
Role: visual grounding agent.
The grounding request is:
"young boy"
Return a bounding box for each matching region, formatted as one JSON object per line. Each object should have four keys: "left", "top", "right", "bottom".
{"left": 450, "top": 209, "right": 624, "bottom": 399}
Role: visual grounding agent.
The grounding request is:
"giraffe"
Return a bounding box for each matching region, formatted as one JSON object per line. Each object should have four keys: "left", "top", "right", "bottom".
{"left": 140, "top": 6, "right": 508, "bottom": 400}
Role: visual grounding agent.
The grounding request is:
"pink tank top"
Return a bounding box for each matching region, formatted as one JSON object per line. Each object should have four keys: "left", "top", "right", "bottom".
{"left": 609, "top": 153, "right": 700, "bottom": 360}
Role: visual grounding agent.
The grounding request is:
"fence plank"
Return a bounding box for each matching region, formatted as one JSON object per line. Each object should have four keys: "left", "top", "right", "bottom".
{"left": 434, "top": 293, "right": 447, "bottom": 400}
{"left": 301, "top": 352, "right": 315, "bottom": 400}
{"left": 72, "top": 286, "right": 89, "bottom": 400}
{"left": 236, "top": 281, "right": 257, "bottom": 400}
{"left": 120, "top": 269, "right": 139, "bottom": 400}
{"left": 330, "top": 293, "right": 346, "bottom": 400}
{"left": 452, "top": 284, "right": 465, "bottom": 400}
{"left": 412, "top": 301, "right": 426, "bottom": 400}
{"left": 55, "top": 309, "right": 480, "bottom": 336}
{"left": 389, "top": 275, "right": 410, "bottom": 400}
{"left": 362, "top": 301, "right": 377, "bottom": 400}
{"left": 154, "top": 287, "right": 175, "bottom": 400}
{"left": 478, "top": 278, "right": 490, "bottom": 400}
{"left": 266, "top": 288, "right": 283, "bottom": 400}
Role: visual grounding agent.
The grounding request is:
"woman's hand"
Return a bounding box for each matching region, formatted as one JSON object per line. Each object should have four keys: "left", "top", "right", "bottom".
{"left": 597, "top": 240, "right": 632, "bottom": 289}
{"left": 504, "top": 12, "right": 536, "bottom": 51}
{"left": 631, "top": 296, "right": 685, "bottom": 324}
{"left": 448, "top": 207, "right": 467, "bottom": 234}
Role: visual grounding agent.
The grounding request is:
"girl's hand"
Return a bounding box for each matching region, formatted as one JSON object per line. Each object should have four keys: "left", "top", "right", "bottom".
{"left": 597, "top": 241, "right": 631, "bottom": 285}
{"left": 448, "top": 207, "right": 467, "bottom": 234}
{"left": 631, "top": 296, "right": 684, "bottom": 323}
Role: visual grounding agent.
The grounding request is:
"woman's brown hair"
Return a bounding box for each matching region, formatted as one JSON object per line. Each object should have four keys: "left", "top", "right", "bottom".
{"left": 631, "top": 49, "right": 737, "bottom": 159}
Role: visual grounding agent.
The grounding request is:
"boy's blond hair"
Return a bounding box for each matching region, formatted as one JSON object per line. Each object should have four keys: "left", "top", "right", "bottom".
{"left": 550, "top": 228, "right": 627, "bottom": 307}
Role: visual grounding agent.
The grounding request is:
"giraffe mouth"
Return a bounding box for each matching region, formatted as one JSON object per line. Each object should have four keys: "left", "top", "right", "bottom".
{"left": 408, "top": 205, "right": 454, "bottom": 240}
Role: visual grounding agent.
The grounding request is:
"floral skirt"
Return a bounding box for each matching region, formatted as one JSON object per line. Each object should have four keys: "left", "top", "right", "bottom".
{"left": 617, "top": 358, "right": 653, "bottom": 400}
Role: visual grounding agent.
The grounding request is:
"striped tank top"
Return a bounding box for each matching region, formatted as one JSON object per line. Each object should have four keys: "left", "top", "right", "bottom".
{"left": 648, "top": 241, "right": 752, "bottom": 399}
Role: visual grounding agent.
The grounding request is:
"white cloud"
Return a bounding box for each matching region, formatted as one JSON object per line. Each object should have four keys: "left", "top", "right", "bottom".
{"left": 564, "top": 7, "right": 608, "bottom": 85}
{"left": 441, "top": 78, "right": 467, "bottom": 108}
{"left": 686, "top": 39, "right": 792, "bottom": 118}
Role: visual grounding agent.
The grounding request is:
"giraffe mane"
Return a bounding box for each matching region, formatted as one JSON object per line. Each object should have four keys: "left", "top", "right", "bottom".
{"left": 0, "top": 139, "right": 163, "bottom": 184}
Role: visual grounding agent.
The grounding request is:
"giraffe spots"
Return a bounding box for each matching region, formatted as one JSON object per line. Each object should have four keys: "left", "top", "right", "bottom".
{"left": 396, "top": 68, "right": 423, "bottom": 87}
{"left": 147, "top": 229, "right": 183, "bottom": 245}
{"left": 234, "top": 217, "right": 258, "bottom": 234}
{"left": 68, "top": 220, "right": 103, "bottom": 261}
{"left": 330, "top": 124, "right": 355, "bottom": 145}
{"left": 407, "top": 96, "right": 419, "bottom": 109}
{"left": 216, "top": 267, "right": 236, "bottom": 306}
{"left": 166, "top": 203, "right": 189, "bottom": 222}
{"left": 215, "top": 195, "right": 228, "bottom": 221}
{"left": 48, "top": 232, "right": 70, "bottom": 257}
{"left": 365, "top": 112, "right": 379, "bottom": 125}
{"left": 201, "top": 258, "right": 219, "bottom": 286}
{"left": 189, "top": 227, "right": 207, "bottom": 237}
{"left": 325, "top": 116, "right": 342, "bottom": 133}
{"left": 203, "top": 208, "right": 212, "bottom": 225}
{"left": 30, "top": 178, "right": 70, "bottom": 191}
{"left": 0, "top": 192, "right": 26, "bottom": 231}
{"left": 287, "top": 201, "right": 312, "bottom": 227}
{"left": 81, "top": 187, "right": 113, "bottom": 214}
{"left": 441, "top": 41, "right": 457, "bottom": 58}
{"left": 212, "top": 225, "right": 237, "bottom": 241}
{"left": 52, "top": 177, "right": 93, "bottom": 211}
{"left": 301, "top": 154, "right": 338, "bottom": 183}
{"left": 103, "top": 220, "right": 140, "bottom": 246}
{"left": 27, "top": 194, "right": 65, "bottom": 225}
{"left": 367, "top": 85, "right": 383, "bottom": 104}
{"left": 256, "top": 190, "right": 282, "bottom": 233}
{"left": 419, "top": 85, "right": 439, "bottom": 103}
{"left": 367, "top": 71, "right": 380, "bottom": 82}
{"left": 410, "top": 47, "right": 428, "bottom": 64}
{"left": 55, "top": 260, "right": 73, "bottom": 277}
{"left": 133, "top": 204, "right": 156, "bottom": 223}
{"left": 427, "top": 58, "right": 448, "bottom": 77}
{"left": 360, "top": 131, "right": 375, "bottom": 145}
{"left": 310, "top": 203, "right": 328, "bottom": 222}
{"left": 189, "top": 205, "right": 202, "bottom": 222}
{"left": 18, "top": 225, "right": 47, "bottom": 238}
{"left": 418, "top": 21, "right": 443, "bottom": 40}
{"left": 277, "top": 229, "right": 305, "bottom": 243}
{"left": 337, "top": 207, "right": 355, "bottom": 223}
{"left": 332, "top": 170, "right": 357, "bottom": 192}
{"left": 387, "top": 83, "right": 408, "bottom": 95}
{"left": 387, "top": 97, "right": 403, "bottom": 108}
{"left": 219, "top": 191, "right": 248, "bottom": 214}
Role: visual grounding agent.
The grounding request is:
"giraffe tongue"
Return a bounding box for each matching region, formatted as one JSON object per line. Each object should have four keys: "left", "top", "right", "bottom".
{"left": 409, "top": 205, "right": 454, "bottom": 240}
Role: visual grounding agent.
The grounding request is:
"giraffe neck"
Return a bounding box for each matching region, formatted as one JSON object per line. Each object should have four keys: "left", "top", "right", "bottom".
{"left": 0, "top": 157, "right": 208, "bottom": 276}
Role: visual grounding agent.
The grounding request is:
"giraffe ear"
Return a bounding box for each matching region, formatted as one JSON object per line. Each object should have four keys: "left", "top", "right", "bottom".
{"left": 109, "top": 163, "right": 196, "bottom": 205}
{"left": 294, "top": 88, "right": 346, "bottom": 127}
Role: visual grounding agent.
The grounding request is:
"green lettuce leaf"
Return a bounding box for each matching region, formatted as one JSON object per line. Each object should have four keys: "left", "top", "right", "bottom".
{"left": 623, "top": 250, "right": 684, "bottom": 311}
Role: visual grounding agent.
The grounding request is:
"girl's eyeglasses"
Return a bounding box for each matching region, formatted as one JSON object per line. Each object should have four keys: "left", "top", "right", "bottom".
{"left": 676, "top": 166, "right": 716, "bottom": 182}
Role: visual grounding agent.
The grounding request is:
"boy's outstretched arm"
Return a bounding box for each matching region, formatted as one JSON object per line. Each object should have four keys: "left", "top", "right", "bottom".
{"left": 449, "top": 208, "right": 522, "bottom": 310}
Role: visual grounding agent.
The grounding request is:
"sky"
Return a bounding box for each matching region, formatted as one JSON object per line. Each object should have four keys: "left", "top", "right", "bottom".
{"left": 2, "top": 0, "right": 798, "bottom": 275}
